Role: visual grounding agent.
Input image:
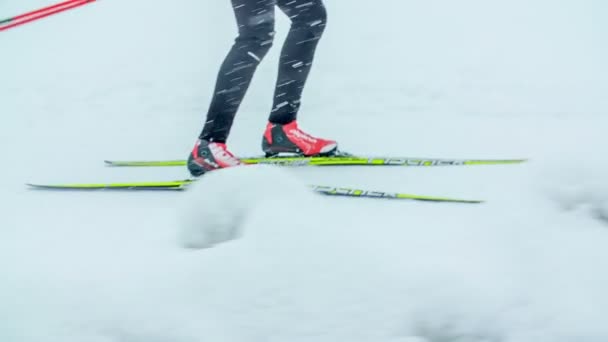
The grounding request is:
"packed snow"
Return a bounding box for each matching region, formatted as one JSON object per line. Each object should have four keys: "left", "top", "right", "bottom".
{"left": 1, "top": 1, "right": 607, "bottom": 341}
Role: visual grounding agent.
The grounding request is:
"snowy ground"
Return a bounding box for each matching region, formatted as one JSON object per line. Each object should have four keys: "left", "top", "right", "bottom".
{"left": 1, "top": 1, "right": 608, "bottom": 341}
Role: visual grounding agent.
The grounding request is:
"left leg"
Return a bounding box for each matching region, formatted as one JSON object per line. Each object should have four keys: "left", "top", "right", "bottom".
{"left": 261, "top": 0, "right": 337, "bottom": 156}
{"left": 262, "top": 0, "right": 338, "bottom": 156}
{"left": 269, "top": 0, "right": 328, "bottom": 124}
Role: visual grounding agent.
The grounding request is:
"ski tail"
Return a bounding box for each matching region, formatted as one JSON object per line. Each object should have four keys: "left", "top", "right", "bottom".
{"left": 104, "top": 160, "right": 186, "bottom": 167}
{"left": 27, "top": 180, "right": 193, "bottom": 191}
{"left": 463, "top": 159, "right": 526, "bottom": 166}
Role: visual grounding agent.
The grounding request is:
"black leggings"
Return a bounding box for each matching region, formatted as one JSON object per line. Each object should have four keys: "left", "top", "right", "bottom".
{"left": 199, "top": 0, "right": 327, "bottom": 143}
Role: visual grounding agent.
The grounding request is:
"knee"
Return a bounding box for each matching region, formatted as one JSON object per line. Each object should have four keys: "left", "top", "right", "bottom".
{"left": 291, "top": 3, "right": 327, "bottom": 38}
{"left": 236, "top": 13, "right": 276, "bottom": 55}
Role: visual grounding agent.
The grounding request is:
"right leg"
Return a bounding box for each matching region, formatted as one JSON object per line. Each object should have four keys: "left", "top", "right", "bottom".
{"left": 199, "top": 0, "right": 277, "bottom": 143}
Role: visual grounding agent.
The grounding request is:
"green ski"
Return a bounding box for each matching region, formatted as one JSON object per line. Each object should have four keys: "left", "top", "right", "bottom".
{"left": 104, "top": 155, "right": 526, "bottom": 167}
{"left": 26, "top": 181, "right": 482, "bottom": 204}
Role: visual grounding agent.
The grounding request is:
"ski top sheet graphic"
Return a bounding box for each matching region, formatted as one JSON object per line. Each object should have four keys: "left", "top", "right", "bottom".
{"left": 104, "top": 155, "right": 527, "bottom": 167}
{"left": 26, "top": 181, "right": 483, "bottom": 204}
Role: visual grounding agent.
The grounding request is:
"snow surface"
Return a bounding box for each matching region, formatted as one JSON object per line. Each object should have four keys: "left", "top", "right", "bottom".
{"left": 1, "top": 0, "right": 608, "bottom": 341}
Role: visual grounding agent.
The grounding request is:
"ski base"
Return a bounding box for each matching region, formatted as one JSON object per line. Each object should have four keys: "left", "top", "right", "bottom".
{"left": 26, "top": 181, "right": 482, "bottom": 204}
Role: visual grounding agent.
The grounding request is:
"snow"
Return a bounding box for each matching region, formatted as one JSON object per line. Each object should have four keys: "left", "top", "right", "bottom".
{"left": 1, "top": 0, "right": 608, "bottom": 341}
{"left": 178, "top": 165, "right": 314, "bottom": 249}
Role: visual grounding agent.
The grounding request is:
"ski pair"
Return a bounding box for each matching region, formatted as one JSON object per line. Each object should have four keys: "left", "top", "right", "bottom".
{"left": 26, "top": 153, "right": 526, "bottom": 203}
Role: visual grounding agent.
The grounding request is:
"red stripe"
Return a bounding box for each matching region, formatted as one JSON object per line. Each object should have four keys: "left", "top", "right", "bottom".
{"left": 12, "top": 0, "right": 84, "bottom": 21}
{"left": 0, "top": 0, "right": 95, "bottom": 32}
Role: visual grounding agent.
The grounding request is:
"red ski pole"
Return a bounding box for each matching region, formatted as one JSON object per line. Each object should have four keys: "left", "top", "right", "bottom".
{"left": 0, "top": 0, "right": 95, "bottom": 32}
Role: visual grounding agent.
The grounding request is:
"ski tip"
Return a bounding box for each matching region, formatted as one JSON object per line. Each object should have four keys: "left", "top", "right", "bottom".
{"left": 405, "top": 197, "right": 484, "bottom": 204}
{"left": 505, "top": 158, "right": 528, "bottom": 163}
{"left": 464, "top": 158, "right": 528, "bottom": 166}
{"left": 458, "top": 199, "right": 484, "bottom": 204}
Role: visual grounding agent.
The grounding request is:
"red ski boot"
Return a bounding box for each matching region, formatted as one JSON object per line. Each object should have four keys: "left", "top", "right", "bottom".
{"left": 187, "top": 139, "right": 243, "bottom": 176}
{"left": 262, "top": 121, "right": 338, "bottom": 156}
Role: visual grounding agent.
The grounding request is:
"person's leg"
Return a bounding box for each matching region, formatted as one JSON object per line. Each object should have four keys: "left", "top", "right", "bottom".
{"left": 261, "top": 0, "right": 335, "bottom": 156}
{"left": 199, "top": 0, "right": 277, "bottom": 143}
{"left": 189, "top": 1, "right": 277, "bottom": 176}
{"left": 269, "top": 0, "right": 327, "bottom": 124}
